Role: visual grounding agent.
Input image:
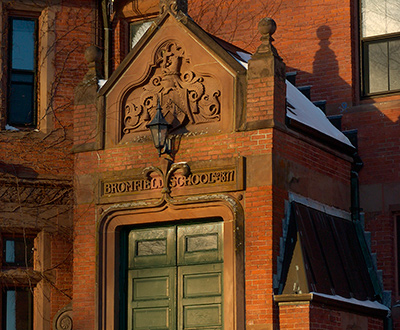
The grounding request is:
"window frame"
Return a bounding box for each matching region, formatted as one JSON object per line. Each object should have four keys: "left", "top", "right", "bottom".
{"left": 1, "top": 235, "right": 35, "bottom": 268}
{"left": 7, "top": 15, "right": 38, "bottom": 128}
{"left": 128, "top": 18, "right": 154, "bottom": 50}
{"left": 360, "top": 0, "right": 400, "bottom": 96}
{"left": 0, "top": 233, "right": 36, "bottom": 330}
{"left": 1, "top": 287, "right": 33, "bottom": 330}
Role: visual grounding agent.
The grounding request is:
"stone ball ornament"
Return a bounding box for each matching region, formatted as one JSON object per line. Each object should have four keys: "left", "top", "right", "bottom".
{"left": 84, "top": 45, "right": 102, "bottom": 64}
{"left": 258, "top": 17, "right": 277, "bottom": 37}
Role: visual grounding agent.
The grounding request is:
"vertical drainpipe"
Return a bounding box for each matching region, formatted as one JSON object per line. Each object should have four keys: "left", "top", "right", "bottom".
{"left": 350, "top": 153, "right": 363, "bottom": 222}
{"left": 101, "top": 0, "right": 110, "bottom": 79}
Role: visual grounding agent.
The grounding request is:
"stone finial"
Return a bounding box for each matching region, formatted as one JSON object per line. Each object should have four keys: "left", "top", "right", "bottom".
{"left": 159, "top": 0, "right": 188, "bottom": 15}
{"left": 75, "top": 45, "right": 103, "bottom": 105}
{"left": 84, "top": 45, "right": 103, "bottom": 81}
{"left": 254, "top": 18, "right": 280, "bottom": 58}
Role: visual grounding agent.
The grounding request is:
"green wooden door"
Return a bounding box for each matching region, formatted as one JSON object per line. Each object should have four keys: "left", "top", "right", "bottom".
{"left": 127, "top": 222, "right": 223, "bottom": 330}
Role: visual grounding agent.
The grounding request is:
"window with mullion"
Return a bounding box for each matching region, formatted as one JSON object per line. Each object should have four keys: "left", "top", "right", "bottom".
{"left": 2, "top": 288, "right": 33, "bottom": 330}
{"left": 361, "top": 0, "right": 400, "bottom": 95}
{"left": 8, "top": 17, "right": 37, "bottom": 126}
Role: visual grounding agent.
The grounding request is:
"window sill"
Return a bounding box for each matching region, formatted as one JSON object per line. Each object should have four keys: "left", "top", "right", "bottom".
{"left": 360, "top": 90, "right": 400, "bottom": 105}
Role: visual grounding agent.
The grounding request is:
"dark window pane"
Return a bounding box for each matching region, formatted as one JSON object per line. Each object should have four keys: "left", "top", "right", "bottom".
{"left": 11, "top": 73, "right": 34, "bottom": 84}
{"left": 9, "top": 80, "right": 35, "bottom": 125}
{"left": 4, "top": 289, "right": 33, "bottom": 330}
{"left": 8, "top": 18, "right": 36, "bottom": 126}
{"left": 5, "top": 240, "right": 15, "bottom": 263}
{"left": 3, "top": 237, "right": 34, "bottom": 267}
{"left": 389, "top": 39, "right": 400, "bottom": 90}
{"left": 368, "top": 41, "right": 388, "bottom": 93}
{"left": 11, "top": 19, "right": 35, "bottom": 71}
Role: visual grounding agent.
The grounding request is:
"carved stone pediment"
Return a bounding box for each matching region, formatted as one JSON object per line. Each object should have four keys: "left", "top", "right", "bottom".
{"left": 122, "top": 40, "right": 221, "bottom": 137}
{"left": 103, "top": 13, "right": 244, "bottom": 146}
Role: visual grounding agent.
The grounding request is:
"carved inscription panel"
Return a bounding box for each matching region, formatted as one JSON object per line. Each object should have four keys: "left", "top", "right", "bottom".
{"left": 99, "top": 157, "right": 244, "bottom": 203}
{"left": 103, "top": 169, "right": 236, "bottom": 195}
{"left": 122, "top": 40, "right": 221, "bottom": 137}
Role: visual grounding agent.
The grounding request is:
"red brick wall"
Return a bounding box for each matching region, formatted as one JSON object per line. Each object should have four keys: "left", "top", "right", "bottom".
{"left": 189, "top": 0, "right": 355, "bottom": 111}
{"left": 50, "top": 233, "right": 73, "bottom": 320}
{"left": 53, "top": 0, "right": 95, "bottom": 130}
{"left": 279, "top": 302, "right": 311, "bottom": 329}
{"left": 310, "top": 304, "right": 384, "bottom": 330}
{"left": 278, "top": 302, "right": 384, "bottom": 330}
{"left": 72, "top": 204, "right": 96, "bottom": 330}
{"left": 244, "top": 185, "right": 275, "bottom": 326}
{"left": 74, "top": 103, "right": 98, "bottom": 147}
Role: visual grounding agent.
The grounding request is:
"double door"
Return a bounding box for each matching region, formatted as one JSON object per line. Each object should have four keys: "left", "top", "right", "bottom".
{"left": 127, "top": 222, "right": 223, "bottom": 330}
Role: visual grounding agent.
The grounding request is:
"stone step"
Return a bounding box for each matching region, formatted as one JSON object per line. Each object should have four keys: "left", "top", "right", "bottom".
{"left": 286, "top": 71, "right": 297, "bottom": 85}
{"left": 313, "top": 100, "right": 326, "bottom": 113}
{"left": 327, "top": 115, "right": 342, "bottom": 130}
{"left": 297, "top": 85, "right": 312, "bottom": 100}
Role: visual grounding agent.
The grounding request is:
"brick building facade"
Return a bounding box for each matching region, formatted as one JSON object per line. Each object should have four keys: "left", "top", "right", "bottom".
{"left": 0, "top": 0, "right": 399, "bottom": 329}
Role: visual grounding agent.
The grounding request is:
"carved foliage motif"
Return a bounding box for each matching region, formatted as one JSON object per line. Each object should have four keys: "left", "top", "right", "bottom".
{"left": 123, "top": 41, "right": 221, "bottom": 135}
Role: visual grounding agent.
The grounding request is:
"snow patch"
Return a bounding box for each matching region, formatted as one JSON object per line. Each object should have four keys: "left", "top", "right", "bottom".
{"left": 286, "top": 80, "right": 353, "bottom": 147}
{"left": 228, "top": 50, "right": 251, "bottom": 69}
{"left": 5, "top": 124, "right": 19, "bottom": 131}
{"left": 98, "top": 79, "right": 107, "bottom": 89}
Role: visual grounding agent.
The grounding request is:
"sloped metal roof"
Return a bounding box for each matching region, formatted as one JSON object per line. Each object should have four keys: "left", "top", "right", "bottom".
{"left": 278, "top": 202, "right": 380, "bottom": 302}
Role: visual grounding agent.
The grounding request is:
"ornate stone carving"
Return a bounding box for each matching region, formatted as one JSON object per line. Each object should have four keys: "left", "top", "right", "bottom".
{"left": 0, "top": 178, "right": 71, "bottom": 205}
{"left": 159, "top": 0, "right": 188, "bottom": 15}
{"left": 123, "top": 40, "right": 221, "bottom": 136}
{"left": 53, "top": 303, "right": 73, "bottom": 330}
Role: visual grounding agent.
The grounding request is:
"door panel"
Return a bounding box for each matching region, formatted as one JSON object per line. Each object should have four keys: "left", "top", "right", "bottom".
{"left": 129, "top": 227, "right": 176, "bottom": 269}
{"left": 177, "top": 223, "right": 223, "bottom": 266}
{"left": 128, "top": 267, "right": 176, "bottom": 330}
{"left": 178, "top": 264, "right": 223, "bottom": 330}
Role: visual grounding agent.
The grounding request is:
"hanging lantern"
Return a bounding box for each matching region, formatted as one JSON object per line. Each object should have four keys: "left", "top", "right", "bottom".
{"left": 146, "top": 100, "right": 172, "bottom": 156}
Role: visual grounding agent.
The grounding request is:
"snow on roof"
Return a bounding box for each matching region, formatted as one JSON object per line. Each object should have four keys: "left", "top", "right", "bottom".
{"left": 222, "top": 45, "right": 353, "bottom": 148}
{"left": 227, "top": 50, "right": 250, "bottom": 69}
{"left": 286, "top": 80, "right": 353, "bottom": 148}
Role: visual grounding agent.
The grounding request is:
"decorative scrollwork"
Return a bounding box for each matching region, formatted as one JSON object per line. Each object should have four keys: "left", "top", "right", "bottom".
{"left": 122, "top": 40, "right": 221, "bottom": 136}
{"left": 159, "top": 0, "right": 188, "bottom": 15}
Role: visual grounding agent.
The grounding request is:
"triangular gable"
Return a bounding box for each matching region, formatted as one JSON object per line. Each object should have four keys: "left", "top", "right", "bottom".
{"left": 278, "top": 202, "right": 381, "bottom": 302}
{"left": 99, "top": 7, "right": 247, "bottom": 147}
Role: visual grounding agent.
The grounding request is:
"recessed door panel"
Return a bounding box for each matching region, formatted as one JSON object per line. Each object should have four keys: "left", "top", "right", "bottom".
{"left": 129, "top": 227, "right": 176, "bottom": 269}
{"left": 128, "top": 267, "right": 176, "bottom": 330}
{"left": 178, "top": 264, "right": 223, "bottom": 330}
{"left": 177, "top": 223, "right": 223, "bottom": 265}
